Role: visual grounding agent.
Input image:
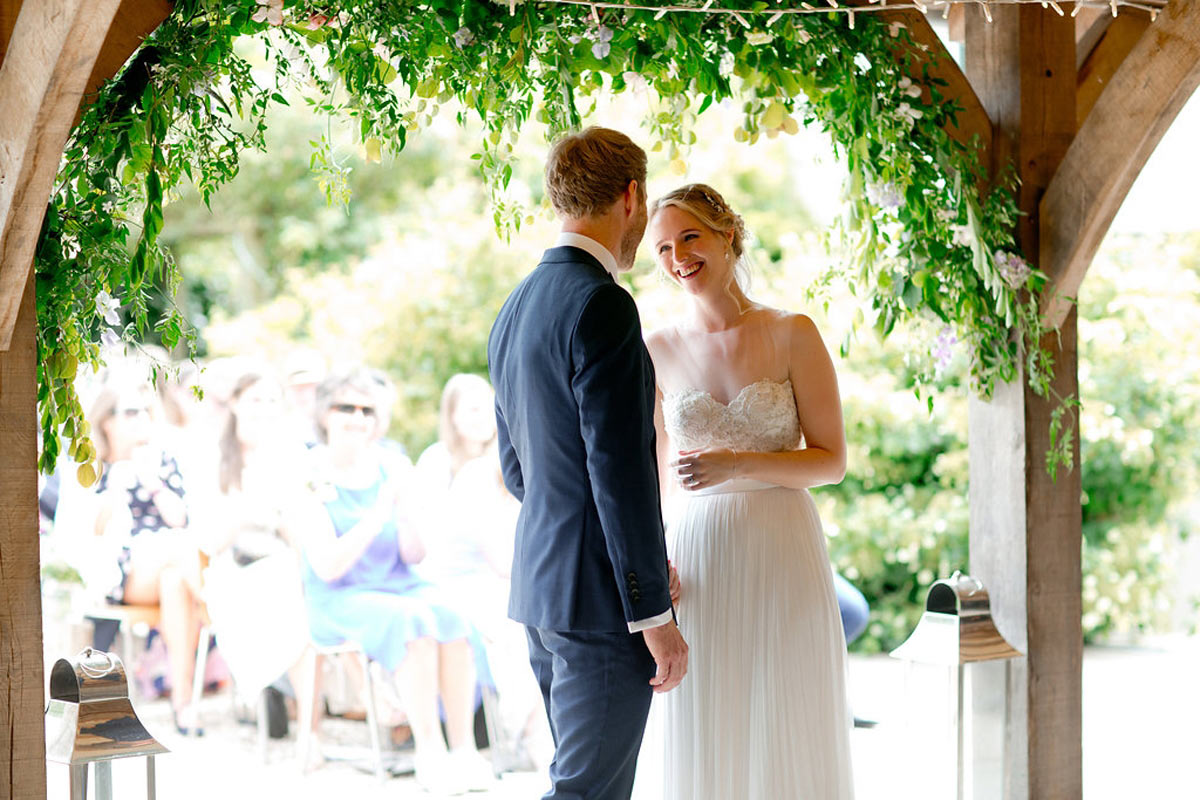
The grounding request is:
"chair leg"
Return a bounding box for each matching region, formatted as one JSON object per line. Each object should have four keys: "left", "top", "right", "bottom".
{"left": 189, "top": 625, "right": 211, "bottom": 737}
{"left": 360, "top": 653, "right": 386, "bottom": 782}
{"left": 481, "top": 684, "right": 505, "bottom": 768}
{"left": 257, "top": 688, "right": 270, "bottom": 761}
{"left": 296, "top": 648, "right": 320, "bottom": 770}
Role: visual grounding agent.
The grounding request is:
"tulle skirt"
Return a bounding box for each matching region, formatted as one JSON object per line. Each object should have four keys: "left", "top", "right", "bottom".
{"left": 652, "top": 479, "right": 855, "bottom": 800}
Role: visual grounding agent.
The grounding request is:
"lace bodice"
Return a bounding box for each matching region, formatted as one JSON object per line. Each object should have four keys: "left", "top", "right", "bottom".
{"left": 663, "top": 379, "right": 801, "bottom": 453}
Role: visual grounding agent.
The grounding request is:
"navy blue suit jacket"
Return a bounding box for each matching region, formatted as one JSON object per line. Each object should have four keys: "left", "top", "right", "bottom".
{"left": 487, "top": 246, "right": 672, "bottom": 632}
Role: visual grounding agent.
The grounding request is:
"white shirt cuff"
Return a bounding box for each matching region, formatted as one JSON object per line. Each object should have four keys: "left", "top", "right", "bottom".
{"left": 627, "top": 608, "right": 673, "bottom": 633}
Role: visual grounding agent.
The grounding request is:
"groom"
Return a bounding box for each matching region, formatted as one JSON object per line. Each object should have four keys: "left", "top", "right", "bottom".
{"left": 488, "top": 126, "right": 688, "bottom": 799}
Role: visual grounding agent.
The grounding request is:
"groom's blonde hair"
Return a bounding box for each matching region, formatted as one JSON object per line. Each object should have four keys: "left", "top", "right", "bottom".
{"left": 545, "top": 127, "right": 646, "bottom": 219}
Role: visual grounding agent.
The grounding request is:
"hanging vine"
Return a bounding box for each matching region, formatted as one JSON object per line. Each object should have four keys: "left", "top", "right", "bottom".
{"left": 35, "top": 0, "right": 1068, "bottom": 484}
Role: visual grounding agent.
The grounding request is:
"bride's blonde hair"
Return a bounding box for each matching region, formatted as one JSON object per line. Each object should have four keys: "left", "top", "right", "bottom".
{"left": 649, "top": 183, "right": 751, "bottom": 288}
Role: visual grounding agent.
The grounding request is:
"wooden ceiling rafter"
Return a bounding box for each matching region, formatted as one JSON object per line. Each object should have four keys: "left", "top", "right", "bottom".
{"left": 1041, "top": 0, "right": 1200, "bottom": 329}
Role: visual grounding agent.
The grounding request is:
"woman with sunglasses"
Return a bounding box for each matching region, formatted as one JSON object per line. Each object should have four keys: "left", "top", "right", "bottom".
{"left": 287, "top": 366, "right": 492, "bottom": 794}
{"left": 90, "top": 377, "right": 205, "bottom": 734}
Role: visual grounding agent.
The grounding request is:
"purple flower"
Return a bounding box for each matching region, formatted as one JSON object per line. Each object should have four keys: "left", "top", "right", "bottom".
{"left": 931, "top": 326, "right": 957, "bottom": 378}
{"left": 590, "top": 25, "right": 613, "bottom": 59}
{"left": 866, "top": 181, "right": 903, "bottom": 210}
{"left": 994, "top": 250, "right": 1032, "bottom": 289}
{"left": 453, "top": 27, "right": 475, "bottom": 48}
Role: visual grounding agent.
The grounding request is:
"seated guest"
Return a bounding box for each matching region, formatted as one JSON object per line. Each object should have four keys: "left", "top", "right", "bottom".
{"left": 414, "top": 373, "right": 497, "bottom": 505}
{"left": 286, "top": 366, "right": 492, "bottom": 794}
{"left": 425, "top": 443, "right": 552, "bottom": 772}
{"left": 89, "top": 376, "right": 204, "bottom": 734}
{"left": 200, "top": 371, "right": 312, "bottom": 738}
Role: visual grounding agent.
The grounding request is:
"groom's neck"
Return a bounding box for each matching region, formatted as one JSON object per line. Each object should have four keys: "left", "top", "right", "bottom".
{"left": 561, "top": 216, "right": 621, "bottom": 260}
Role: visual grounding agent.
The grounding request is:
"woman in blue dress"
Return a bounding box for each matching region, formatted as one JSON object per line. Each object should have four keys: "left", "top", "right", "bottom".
{"left": 288, "top": 366, "right": 492, "bottom": 794}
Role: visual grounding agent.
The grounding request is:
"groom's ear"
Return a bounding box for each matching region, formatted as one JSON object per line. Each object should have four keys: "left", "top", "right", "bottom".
{"left": 623, "top": 180, "right": 640, "bottom": 217}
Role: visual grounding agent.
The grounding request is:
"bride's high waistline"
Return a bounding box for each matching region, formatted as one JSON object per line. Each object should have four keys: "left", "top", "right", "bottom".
{"left": 687, "top": 478, "right": 778, "bottom": 496}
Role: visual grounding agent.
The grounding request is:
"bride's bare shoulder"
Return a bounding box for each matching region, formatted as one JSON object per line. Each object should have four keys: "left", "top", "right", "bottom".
{"left": 644, "top": 326, "right": 677, "bottom": 361}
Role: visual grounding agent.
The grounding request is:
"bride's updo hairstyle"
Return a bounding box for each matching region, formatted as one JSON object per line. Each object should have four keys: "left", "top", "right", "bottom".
{"left": 650, "top": 183, "right": 751, "bottom": 287}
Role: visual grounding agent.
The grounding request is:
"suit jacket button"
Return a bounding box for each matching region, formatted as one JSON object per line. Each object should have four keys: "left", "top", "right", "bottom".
{"left": 627, "top": 572, "right": 637, "bottom": 580}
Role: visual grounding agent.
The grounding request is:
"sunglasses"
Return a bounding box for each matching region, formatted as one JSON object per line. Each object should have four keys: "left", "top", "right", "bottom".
{"left": 117, "top": 407, "right": 150, "bottom": 418}
{"left": 330, "top": 402, "right": 376, "bottom": 417}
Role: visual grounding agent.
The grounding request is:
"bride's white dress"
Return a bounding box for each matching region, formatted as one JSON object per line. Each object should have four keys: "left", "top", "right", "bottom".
{"left": 656, "top": 378, "right": 854, "bottom": 799}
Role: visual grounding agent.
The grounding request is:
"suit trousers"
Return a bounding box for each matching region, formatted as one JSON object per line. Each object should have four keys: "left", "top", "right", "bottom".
{"left": 526, "top": 626, "right": 657, "bottom": 800}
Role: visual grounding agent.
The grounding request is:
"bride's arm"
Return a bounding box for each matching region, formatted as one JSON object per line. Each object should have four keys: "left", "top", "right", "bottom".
{"left": 653, "top": 385, "right": 675, "bottom": 504}
{"left": 739, "top": 313, "right": 846, "bottom": 489}
{"left": 670, "top": 314, "right": 846, "bottom": 492}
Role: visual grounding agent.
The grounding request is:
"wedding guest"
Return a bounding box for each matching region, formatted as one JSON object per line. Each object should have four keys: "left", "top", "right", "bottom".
{"left": 414, "top": 373, "right": 497, "bottom": 497}
{"left": 423, "top": 443, "right": 553, "bottom": 772}
{"left": 286, "top": 366, "right": 492, "bottom": 793}
{"left": 89, "top": 377, "right": 205, "bottom": 734}
{"left": 283, "top": 348, "right": 327, "bottom": 448}
{"left": 199, "top": 371, "right": 313, "bottom": 739}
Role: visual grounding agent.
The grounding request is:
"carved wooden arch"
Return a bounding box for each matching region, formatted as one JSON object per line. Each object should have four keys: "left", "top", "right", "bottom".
{"left": 1042, "top": 0, "right": 1200, "bottom": 328}
{"left": 0, "top": 2, "right": 169, "bottom": 797}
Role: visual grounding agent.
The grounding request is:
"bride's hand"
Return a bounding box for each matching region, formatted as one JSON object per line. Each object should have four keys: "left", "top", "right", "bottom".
{"left": 668, "top": 560, "right": 681, "bottom": 605}
{"left": 670, "top": 448, "right": 739, "bottom": 491}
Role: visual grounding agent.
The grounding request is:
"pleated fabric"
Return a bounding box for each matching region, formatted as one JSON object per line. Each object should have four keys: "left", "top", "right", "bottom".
{"left": 659, "top": 480, "right": 855, "bottom": 800}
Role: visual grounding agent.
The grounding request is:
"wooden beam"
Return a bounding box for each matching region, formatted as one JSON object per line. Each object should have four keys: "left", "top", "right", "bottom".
{"left": 0, "top": 0, "right": 125, "bottom": 352}
{"left": 1042, "top": 0, "right": 1200, "bottom": 328}
{"left": 1076, "top": 11, "right": 1152, "bottom": 128}
{"left": 966, "top": 6, "right": 1081, "bottom": 799}
{"left": 1074, "top": 7, "right": 1112, "bottom": 65}
{"left": 0, "top": 272, "right": 45, "bottom": 800}
{"left": 83, "top": 0, "right": 171, "bottom": 106}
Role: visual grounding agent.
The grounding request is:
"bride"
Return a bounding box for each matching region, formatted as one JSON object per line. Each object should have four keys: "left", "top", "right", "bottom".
{"left": 643, "top": 184, "right": 855, "bottom": 799}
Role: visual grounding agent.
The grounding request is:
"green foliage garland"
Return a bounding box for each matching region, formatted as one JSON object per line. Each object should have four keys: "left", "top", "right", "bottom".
{"left": 35, "top": 0, "right": 1060, "bottom": 484}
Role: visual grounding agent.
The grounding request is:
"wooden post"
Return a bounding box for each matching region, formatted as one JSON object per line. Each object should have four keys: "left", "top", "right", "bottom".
{"left": 965, "top": 5, "right": 1082, "bottom": 800}
{"left": 0, "top": 272, "right": 45, "bottom": 800}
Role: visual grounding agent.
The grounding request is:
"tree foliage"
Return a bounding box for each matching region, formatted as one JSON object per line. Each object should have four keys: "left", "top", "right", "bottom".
{"left": 37, "top": 0, "right": 1053, "bottom": 486}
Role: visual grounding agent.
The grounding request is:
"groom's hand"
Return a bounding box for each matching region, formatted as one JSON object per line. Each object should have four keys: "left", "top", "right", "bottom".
{"left": 643, "top": 620, "right": 688, "bottom": 693}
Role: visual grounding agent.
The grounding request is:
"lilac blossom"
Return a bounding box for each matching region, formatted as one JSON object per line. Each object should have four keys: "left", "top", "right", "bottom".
{"left": 994, "top": 250, "right": 1032, "bottom": 289}
{"left": 591, "top": 25, "right": 613, "bottom": 60}
{"left": 866, "top": 181, "right": 903, "bottom": 210}
{"left": 453, "top": 27, "right": 475, "bottom": 48}
{"left": 931, "top": 326, "right": 957, "bottom": 378}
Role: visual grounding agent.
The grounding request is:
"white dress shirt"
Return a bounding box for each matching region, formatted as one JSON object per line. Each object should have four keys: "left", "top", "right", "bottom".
{"left": 554, "top": 232, "right": 673, "bottom": 634}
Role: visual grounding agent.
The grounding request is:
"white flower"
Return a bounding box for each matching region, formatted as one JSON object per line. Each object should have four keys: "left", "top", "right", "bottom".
{"left": 251, "top": 0, "right": 284, "bottom": 26}
{"left": 796, "top": 29, "right": 812, "bottom": 44}
{"left": 898, "top": 76, "right": 923, "bottom": 99}
{"left": 623, "top": 71, "right": 649, "bottom": 94}
{"left": 718, "top": 51, "right": 736, "bottom": 78}
{"left": 667, "top": 62, "right": 680, "bottom": 80}
{"left": 95, "top": 290, "right": 121, "bottom": 325}
{"left": 951, "top": 224, "right": 973, "bottom": 247}
{"left": 746, "top": 31, "right": 774, "bottom": 46}
{"left": 100, "top": 328, "right": 122, "bottom": 350}
{"left": 866, "top": 181, "right": 903, "bottom": 210}
{"left": 853, "top": 53, "right": 872, "bottom": 73}
{"left": 453, "top": 27, "right": 475, "bottom": 48}
{"left": 994, "top": 250, "right": 1032, "bottom": 289}
{"left": 896, "top": 102, "right": 923, "bottom": 126}
{"left": 936, "top": 207, "right": 956, "bottom": 223}
{"left": 590, "top": 24, "right": 613, "bottom": 59}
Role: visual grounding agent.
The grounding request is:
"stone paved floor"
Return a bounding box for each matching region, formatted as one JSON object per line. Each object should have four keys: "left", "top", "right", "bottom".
{"left": 46, "top": 637, "right": 1199, "bottom": 799}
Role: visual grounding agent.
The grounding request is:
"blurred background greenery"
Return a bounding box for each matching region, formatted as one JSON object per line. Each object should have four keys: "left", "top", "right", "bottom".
{"left": 153, "top": 85, "right": 1200, "bottom": 652}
